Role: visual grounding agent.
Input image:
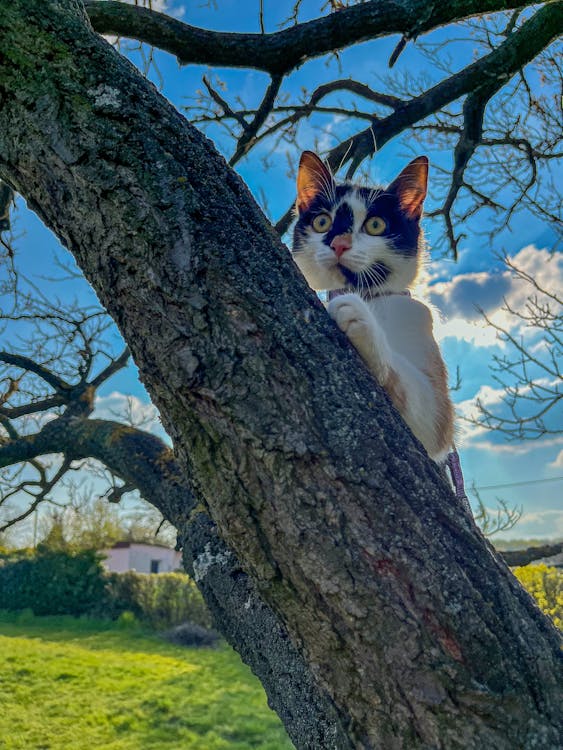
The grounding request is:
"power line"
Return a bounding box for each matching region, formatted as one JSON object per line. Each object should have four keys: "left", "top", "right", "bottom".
{"left": 472, "top": 476, "right": 563, "bottom": 492}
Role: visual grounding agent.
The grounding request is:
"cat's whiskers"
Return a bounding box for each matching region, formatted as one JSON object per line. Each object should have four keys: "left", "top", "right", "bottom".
{"left": 358, "top": 269, "right": 369, "bottom": 299}
{"left": 366, "top": 187, "right": 382, "bottom": 205}
{"left": 310, "top": 166, "right": 336, "bottom": 205}
{"left": 364, "top": 265, "right": 385, "bottom": 289}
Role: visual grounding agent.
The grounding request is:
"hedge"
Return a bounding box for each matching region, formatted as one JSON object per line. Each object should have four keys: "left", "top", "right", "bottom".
{"left": 0, "top": 549, "right": 210, "bottom": 629}
{"left": 104, "top": 570, "right": 211, "bottom": 629}
{"left": 0, "top": 549, "right": 107, "bottom": 617}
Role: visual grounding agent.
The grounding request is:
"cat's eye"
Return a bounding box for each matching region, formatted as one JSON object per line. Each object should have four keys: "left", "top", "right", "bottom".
{"left": 364, "top": 216, "right": 386, "bottom": 236}
{"left": 311, "top": 213, "right": 332, "bottom": 233}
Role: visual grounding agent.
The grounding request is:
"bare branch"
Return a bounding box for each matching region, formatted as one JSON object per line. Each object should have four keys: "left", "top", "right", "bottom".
{"left": 465, "top": 256, "right": 562, "bottom": 440}
{"left": 0, "top": 456, "right": 72, "bottom": 532}
{"left": 85, "top": 0, "right": 539, "bottom": 75}
{"left": 275, "top": 3, "right": 563, "bottom": 238}
{"left": 229, "top": 74, "right": 284, "bottom": 166}
{"left": 89, "top": 346, "right": 130, "bottom": 388}
{"left": 0, "top": 351, "right": 72, "bottom": 392}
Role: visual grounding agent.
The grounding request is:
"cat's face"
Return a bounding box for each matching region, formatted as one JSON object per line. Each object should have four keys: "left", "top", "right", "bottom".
{"left": 292, "top": 152, "right": 428, "bottom": 294}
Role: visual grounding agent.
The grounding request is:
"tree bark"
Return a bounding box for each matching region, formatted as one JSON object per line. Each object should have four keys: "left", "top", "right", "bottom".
{"left": 0, "top": 2, "right": 561, "bottom": 748}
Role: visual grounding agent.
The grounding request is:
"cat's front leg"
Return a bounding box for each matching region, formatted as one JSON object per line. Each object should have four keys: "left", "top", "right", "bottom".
{"left": 328, "top": 294, "right": 391, "bottom": 382}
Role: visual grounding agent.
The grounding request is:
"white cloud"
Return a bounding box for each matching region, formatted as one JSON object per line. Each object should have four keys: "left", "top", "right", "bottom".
{"left": 512, "top": 509, "right": 563, "bottom": 539}
{"left": 93, "top": 391, "right": 166, "bottom": 438}
{"left": 454, "top": 383, "right": 507, "bottom": 444}
{"left": 548, "top": 449, "right": 563, "bottom": 469}
{"left": 429, "top": 245, "right": 562, "bottom": 346}
{"left": 468, "top": 435, "right": 563, "bottom": 456}
{"left": 433, "top": 317, "right": 499, "bottom": 347}
{"left": 453, "top": 374, "right": 562, "bottom": 447}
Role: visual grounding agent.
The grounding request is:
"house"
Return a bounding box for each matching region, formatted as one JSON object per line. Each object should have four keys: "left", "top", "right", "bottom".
{"left": 102, "top": 541, "right": 182, "bottom": 574}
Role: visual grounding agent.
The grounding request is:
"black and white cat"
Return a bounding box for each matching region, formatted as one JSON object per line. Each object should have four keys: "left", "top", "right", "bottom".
{"left": 292, "top": 151, "right": 454, "bottom": 462}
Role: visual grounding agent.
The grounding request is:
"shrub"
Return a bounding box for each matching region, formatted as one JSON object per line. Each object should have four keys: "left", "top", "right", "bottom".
{"left": 514, "top": 564, "right": 562, "bottom": 630}
{"left": 116, "top": 610, "right": 141, "bottom": 630}
{"left": 104, "top": 571, "right": 211, "bottom": 630}
{"left": 0, "top": 550, "right": 211, "bottom": 630}
{"left": 0, "top": 549, "right": 107, "bottom": 616}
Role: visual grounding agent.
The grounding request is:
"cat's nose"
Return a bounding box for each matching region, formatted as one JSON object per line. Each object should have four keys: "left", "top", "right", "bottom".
{"left": 330, "top": 234, "right": 352, "bottom": 258}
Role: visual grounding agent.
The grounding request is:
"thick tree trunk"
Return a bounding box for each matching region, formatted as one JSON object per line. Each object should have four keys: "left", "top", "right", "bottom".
{"left": 0, "top": 2, "right": 561, "bottom": 748}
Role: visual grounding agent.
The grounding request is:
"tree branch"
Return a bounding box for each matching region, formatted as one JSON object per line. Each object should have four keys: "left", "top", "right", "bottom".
{"left": 0, "top": 394, "right": 68, "bottom": 420}
{"left": 275, "top": 2, "right": 563, "bottom": 235}
{"left": 89, "top": 346, "right": 130, "bottom": 388}
{"left": 0, "top": 351, "right": 71, "bottom": 393}
{"left": 84, "top": 0, "right": 540, "bottom": 75}
{"left": 229, "top": 74, "right": 284, "bottom": 166}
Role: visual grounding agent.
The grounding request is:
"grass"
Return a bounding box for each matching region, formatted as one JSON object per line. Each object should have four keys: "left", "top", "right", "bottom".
{"left": 0, "top": 612, "right": 293, "bottom": 750}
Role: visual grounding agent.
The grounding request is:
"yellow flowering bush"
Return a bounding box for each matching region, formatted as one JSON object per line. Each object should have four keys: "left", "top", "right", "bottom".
{"left": 513, "top": 564, "right": 563, "bottom": 630}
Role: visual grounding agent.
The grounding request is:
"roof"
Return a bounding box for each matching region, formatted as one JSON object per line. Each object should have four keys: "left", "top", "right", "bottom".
{"left": 109, "top": 541, "right": 178, "bottom": 551}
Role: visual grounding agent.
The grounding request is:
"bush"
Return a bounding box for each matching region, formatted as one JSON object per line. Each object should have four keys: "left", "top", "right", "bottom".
{"left": 0, "top": 550, "right": 211, "bottom": 630}
{"left": 115, "top": 610, "right": 141, "bottom": 630}
{"left": 162, "top": 621, "right": 220, "bottom": 648}
{"left": 514, "top": 564, "right": 562, "bottom": 630}
{"left": 0, "top": 549, "right": 107, "bottom": 617}
{"left": 104, "top": 571, "right": 211, "bottom": 630}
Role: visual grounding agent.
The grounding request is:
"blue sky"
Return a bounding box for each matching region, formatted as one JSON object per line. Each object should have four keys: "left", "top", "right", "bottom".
{"left": 3, "top": 0, "right": 561, "bottom": 541}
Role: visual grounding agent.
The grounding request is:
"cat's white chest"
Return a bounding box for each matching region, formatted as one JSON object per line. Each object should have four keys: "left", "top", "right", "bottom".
{"left": 367, "top": 295, "right": 436, "bottom": 372}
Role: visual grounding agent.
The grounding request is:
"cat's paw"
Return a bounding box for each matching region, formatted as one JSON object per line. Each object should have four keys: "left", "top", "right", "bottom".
{"left": 328, "top": 293, "right": 390, "bottom": 379}
{"left": 328, "top": 294, "right": 373, "bottom": 343}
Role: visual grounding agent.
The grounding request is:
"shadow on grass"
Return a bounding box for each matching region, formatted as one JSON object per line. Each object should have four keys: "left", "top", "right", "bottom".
{"left": 0, "top": 610, "right": 219, "bottom": 658}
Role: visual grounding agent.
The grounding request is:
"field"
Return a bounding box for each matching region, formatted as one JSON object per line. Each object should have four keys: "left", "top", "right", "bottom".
{"left": 0, "top": 613, "right": 292, "bottom": 750}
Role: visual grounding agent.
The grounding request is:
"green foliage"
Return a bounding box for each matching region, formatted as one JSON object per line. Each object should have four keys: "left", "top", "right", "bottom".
{"left": 0, "top": 548, "right": 107, "bottom": 616}
{"left": 0, "top": 613, "right": 291, "bottom": 749}
{"left": 37, "top": 498, "right": 177, "bottom": 553}
{"left": 115, "top": 610, "right": 141, "bottom": 630}
{"left": 0, "top": 549, "right": 210, "bottom": 629}
{"left": 513, "top": 564, "right": 563, "bottom": 630}
{"left": 105, "top": 570, "right": 212, "bottom": 629}
{"left": 61, "top": 498, "right": 125, "bottom": 550}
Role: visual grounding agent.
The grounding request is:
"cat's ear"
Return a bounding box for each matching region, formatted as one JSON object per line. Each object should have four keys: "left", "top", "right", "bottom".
{"left": 296, "top": 151, "right": 334, "bottom": 213}
{"left": 388, "top": 156, "right": 428, "bottom": 220}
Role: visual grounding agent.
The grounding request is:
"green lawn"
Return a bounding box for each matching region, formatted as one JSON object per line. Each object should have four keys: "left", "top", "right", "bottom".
{"left": 0, "top": 613, "right": 293, "bottom": 750}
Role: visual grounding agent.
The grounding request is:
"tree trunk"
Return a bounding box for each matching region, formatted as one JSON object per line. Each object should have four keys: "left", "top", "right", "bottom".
{"left": 0, "top": 2, "right": 561, "bottom": 748}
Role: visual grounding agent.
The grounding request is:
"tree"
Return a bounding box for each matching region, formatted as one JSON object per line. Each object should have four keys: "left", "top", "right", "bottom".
{"left": 2, "top": 288, "right": 558, "bottom": 744}
{"left": 0, "top": 1, "right": 562, "bottom": 748}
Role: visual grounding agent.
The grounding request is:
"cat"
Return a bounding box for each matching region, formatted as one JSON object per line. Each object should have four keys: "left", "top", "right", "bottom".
{"left": 291, "top": 151, "right": 455, "bottom": 462}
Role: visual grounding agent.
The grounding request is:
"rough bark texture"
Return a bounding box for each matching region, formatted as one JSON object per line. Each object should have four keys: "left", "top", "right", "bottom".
{"left": 0, "top": 2, "right": 561, "bottom": 748}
